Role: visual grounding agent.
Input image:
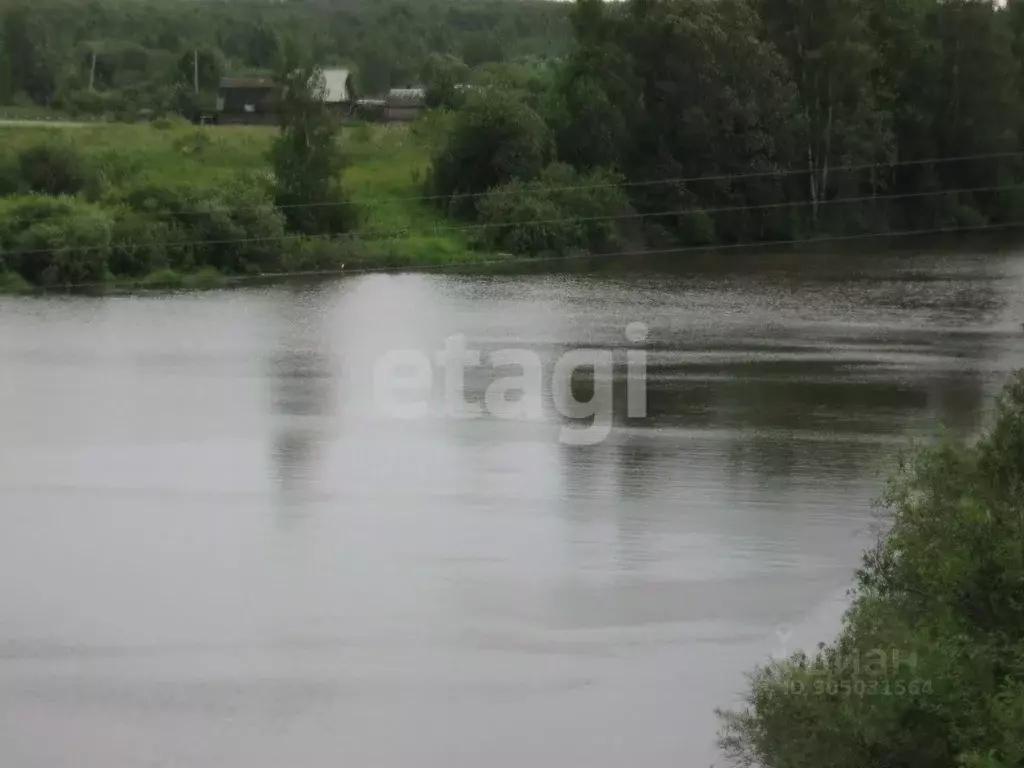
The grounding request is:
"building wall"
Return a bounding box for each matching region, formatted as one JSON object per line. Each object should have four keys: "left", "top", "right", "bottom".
{"left": 385, "top": 105, "right": 424, "bottom": 122}
{"left": 220, "top": 86, "right": 278, "bottom": 112}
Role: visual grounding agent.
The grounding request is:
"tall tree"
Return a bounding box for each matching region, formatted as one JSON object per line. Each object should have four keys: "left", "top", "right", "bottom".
{"left": 2, "top": 5, "right": 58, "bottom": 104}
{"left": 269, "top": 37, "right": 351, "bottom": 235}
{"left": 421, "top": 52, "right": 469, "bottom": 109}
{"left": 863, "top": 0, "right": 942, "bottom": 226}
{"left": 759, "top": 0, "right": 892, "bottom": 224}
{"left": 932, "top": 0, "right": 1020, "bottom": 215}
{"left": 558, "top": 0, "right": 802, "bottom": 241}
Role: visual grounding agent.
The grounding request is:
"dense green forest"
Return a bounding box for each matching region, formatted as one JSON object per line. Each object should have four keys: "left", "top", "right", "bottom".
{"left": 2, "top": 2, "right": 1024, "bottom": 759}
{"left": 0, "top": 0, "right": 569, "bottom": 112}
{"left": 431, "top": 0, "right": 1024, "bottom": 253}
{"left": 6, "top": 0, "right": 1024, "bottom": 291}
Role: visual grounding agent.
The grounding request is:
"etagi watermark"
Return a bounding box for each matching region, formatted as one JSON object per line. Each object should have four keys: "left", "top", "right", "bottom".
{"left": 371, "top": 322, "right": 650, "bottom": 446}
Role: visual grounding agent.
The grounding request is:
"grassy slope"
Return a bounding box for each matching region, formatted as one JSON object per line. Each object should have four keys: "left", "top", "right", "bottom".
{"left": 0, "top": 117, "right": 476, "bottom": 282}
{"left": 342, "top": 120, "right": 477, "bottom": 265}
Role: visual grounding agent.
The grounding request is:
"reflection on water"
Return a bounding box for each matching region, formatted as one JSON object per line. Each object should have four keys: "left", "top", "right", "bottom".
{"left": 0, "top": 248, "right": 1023, "bottom": 768}
{"left": 269, "top": 286, "right": 334, "bottom": 502}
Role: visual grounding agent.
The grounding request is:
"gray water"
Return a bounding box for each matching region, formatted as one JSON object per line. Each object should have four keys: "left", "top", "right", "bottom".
{"left": 2, "top": 249, "right": 1024, "bottom": 767}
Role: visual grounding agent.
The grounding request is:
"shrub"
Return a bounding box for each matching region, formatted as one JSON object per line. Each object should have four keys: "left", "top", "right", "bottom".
{"left": 172, "top": 129, "right": 213, "bottom": 156}
{"left": 0, "top": 196, "right": 76, "bottom": 244}
{"left": 421, "top": 53, "right": 470, "bottom": 110}
{"left": 181, "top": 266, "right": 222, "bottom": 289}
{"left": 139, "top": 267, "right": 184, "bottom": 288}
{"left": 58, "top": 89, "right": 109, "bottom": 116}
{"left": 281, "top": 236, "right": 349, "bottom": 272}
{"left": 348, "top": 123, "right": 373, "bottom": 146}
{"left": 428, "top": 89, "right": 554, "bottom": 218}
{"left": 0, "top": 270, "right": 32, "bottom": 293}
{"left": 151, "top": 117, "right": 175, "bottom": 130}
{"left": 952, "top": 202, "right": 987, "bottom": 228}
{"left": 677, "top": 210, "right": 717, "bottom": 246}
{"left": 0, "top": 153, "right": 24, "bottom": 195}
{"left": 718, "top": 370, "right": 1024, "bottom": 768}
{"left": 475, "top": 163, "right": 633, "bottom": 255}
{"left": 90, "top": 150, "right": 145, "bottom": 192}
{"left": 115, "top": 179, "right": 287, "bottom": 274}
{"left": 195, "top": 180, "right": 287, "bottom": 273}
{"left": 17, "top": 138, "right": 93, "bottom": 196}
{"left": 109, "top": 210, "right": 176, "bottom": 276}
{"left": 0, "top": 196, "right": 113, "bottom": 287}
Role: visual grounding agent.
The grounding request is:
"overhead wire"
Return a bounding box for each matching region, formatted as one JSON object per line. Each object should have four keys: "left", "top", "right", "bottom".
{"left": 9, "top": 148, "right": 1023, "bottom": 223}
{"left": 19, "top": 218, "right": 1024, "bottom": 293}
{"left": 4, "top": 181, "right": 1023, "bottom": 259}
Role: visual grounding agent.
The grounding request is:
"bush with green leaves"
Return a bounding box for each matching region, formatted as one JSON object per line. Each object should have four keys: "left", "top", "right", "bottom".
{"left": 17, "top": 137, "right": 94, "bottom": 196}
{"left": 421, "top": 53, "right": 470, "bottom": 110}
{"left": 428, "top": 88, "right": 554, "bottom": 218}
{"left": 269, "top": 50, "right": 354, "bottom": 236}
{"left": 0, "top": 196, "right": 113, "bottom": 286}
{"left": 108, "top": 209, "right": 178, "bottom": 276}
{"left": 115, "top": 178, "right": 286, "bottom": 274}
{"left": 475, "top": 163, "right": 633, "bottom": 255}
{"left": 718, "top": 370, "right": 1024, "bottom": 768}
{"left": 281, "top": 236, "right": 352, "bottom": 273}
{"left": 0, "top": 269, "right": 32, "bottom": 293}
{"left": 0, "top": 153, "right": 23, "bottom": 195}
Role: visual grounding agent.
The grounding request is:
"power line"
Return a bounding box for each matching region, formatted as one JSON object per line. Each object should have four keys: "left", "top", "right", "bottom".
{"left": 19, "top": 218, "right": 1024, "bottom": 294}
{"left": 10, "top": 148, "right": 1023, "bottom": 224}
{"left": 4, "top": 181, "right": 1021, "bottom": 259}
{"left": 343, "top": 219, "right": 1024, "bottom": 275}
{"left": 339, "top": 149, "right": 1024, "bottom": 208}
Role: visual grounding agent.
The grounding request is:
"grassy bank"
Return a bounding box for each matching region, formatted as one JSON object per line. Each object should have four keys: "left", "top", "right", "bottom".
{"left": 0, "top": 117, "right": 483, "bottom": 293}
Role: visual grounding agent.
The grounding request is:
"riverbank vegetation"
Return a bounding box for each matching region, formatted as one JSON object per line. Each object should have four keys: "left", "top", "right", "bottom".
{"left": 718, "top": 370, "right": 1024, "bottom": 766}
{"left": 426, "top": 0, "right": 1024, "bottom": 256}
{"left": 7, "top": 0, "right": 1024, "bottom": 291}
{"left": 0, "top": 115, "right": 479, "bottom": 290}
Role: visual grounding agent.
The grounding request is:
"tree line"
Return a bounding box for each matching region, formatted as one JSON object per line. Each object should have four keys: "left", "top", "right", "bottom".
{"left": 0, "top": 0, "right": 569, "bottom": 118}
{"left": 427, "top": 0, "right": 1024, "bottom": 253}
{"left": 7, "top": 0, "right": 1024, "bottom": 281}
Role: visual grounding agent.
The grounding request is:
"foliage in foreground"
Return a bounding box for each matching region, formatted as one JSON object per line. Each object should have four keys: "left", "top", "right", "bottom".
{"left": 475, "top": 163, "right": 634, "bottom": 255}
{"left": 718, "top": 371, "right": 1024, "bottom": 767}
{"left": 269, "top": 42, "right": 353, "bottom": 236}
{"left": 428, "top": 89, "right": 554, "bottom": 218}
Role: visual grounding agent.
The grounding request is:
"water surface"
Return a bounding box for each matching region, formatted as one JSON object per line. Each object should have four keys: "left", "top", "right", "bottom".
{"left": 2, "top": 249, "right": 1023, "bottom": 767}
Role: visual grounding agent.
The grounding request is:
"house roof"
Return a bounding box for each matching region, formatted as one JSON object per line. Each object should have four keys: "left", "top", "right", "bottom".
{"left": 321, "top": 68, "right": 352, "bottom": 103}
{"left": 220, "top": 76, "right": 277, "bottom": 90}
{"left": 386, "top": 87, "right": 426, "bottom": 107}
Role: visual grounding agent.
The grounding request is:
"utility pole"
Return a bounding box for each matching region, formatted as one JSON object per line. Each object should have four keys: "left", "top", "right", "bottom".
{"left": 193, "top": 49, "right": 199, "bottom": 94}
{"left": 89, "top": 50, "right": 96, "bottom": 91}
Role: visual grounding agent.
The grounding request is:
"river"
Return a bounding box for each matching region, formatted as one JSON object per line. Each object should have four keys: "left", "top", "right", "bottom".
{"left": 2, "top": 248, "right": 1023, "bottom": 767}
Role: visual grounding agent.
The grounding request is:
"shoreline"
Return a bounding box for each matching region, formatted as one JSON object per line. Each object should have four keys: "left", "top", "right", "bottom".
{"left": 4, "top": 230, "right": 1022, "bottom": 297}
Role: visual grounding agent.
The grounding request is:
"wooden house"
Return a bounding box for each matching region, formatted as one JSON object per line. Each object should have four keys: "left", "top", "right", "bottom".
{"left": 384, "top": 87, "right": 427, "bottom": 122}
{"left": 215, "top": 68, "right": 355, "bottom": 125}
{"left": 216, "top": 77, "right": 281, "bottom": 125}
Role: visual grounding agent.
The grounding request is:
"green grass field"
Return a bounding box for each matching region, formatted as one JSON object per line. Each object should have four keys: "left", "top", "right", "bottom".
{"left": 0, "top": 116, "right": 477, "bottom": 274}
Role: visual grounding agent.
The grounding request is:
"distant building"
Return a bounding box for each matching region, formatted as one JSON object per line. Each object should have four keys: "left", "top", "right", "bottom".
{"left": 384, "top": 87, "right": 426, "bottom": 122}
{"left": 215, "top": 68, "right": 356, "bottom": 124}
{"left": 353, "top": 97, "right": 387, "bottom": 122}
{"left": 321, "top": 68, "right": 356, "bottom": 114}
{"left": 216, "top": 76, "right": 281, "bottom": 125}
